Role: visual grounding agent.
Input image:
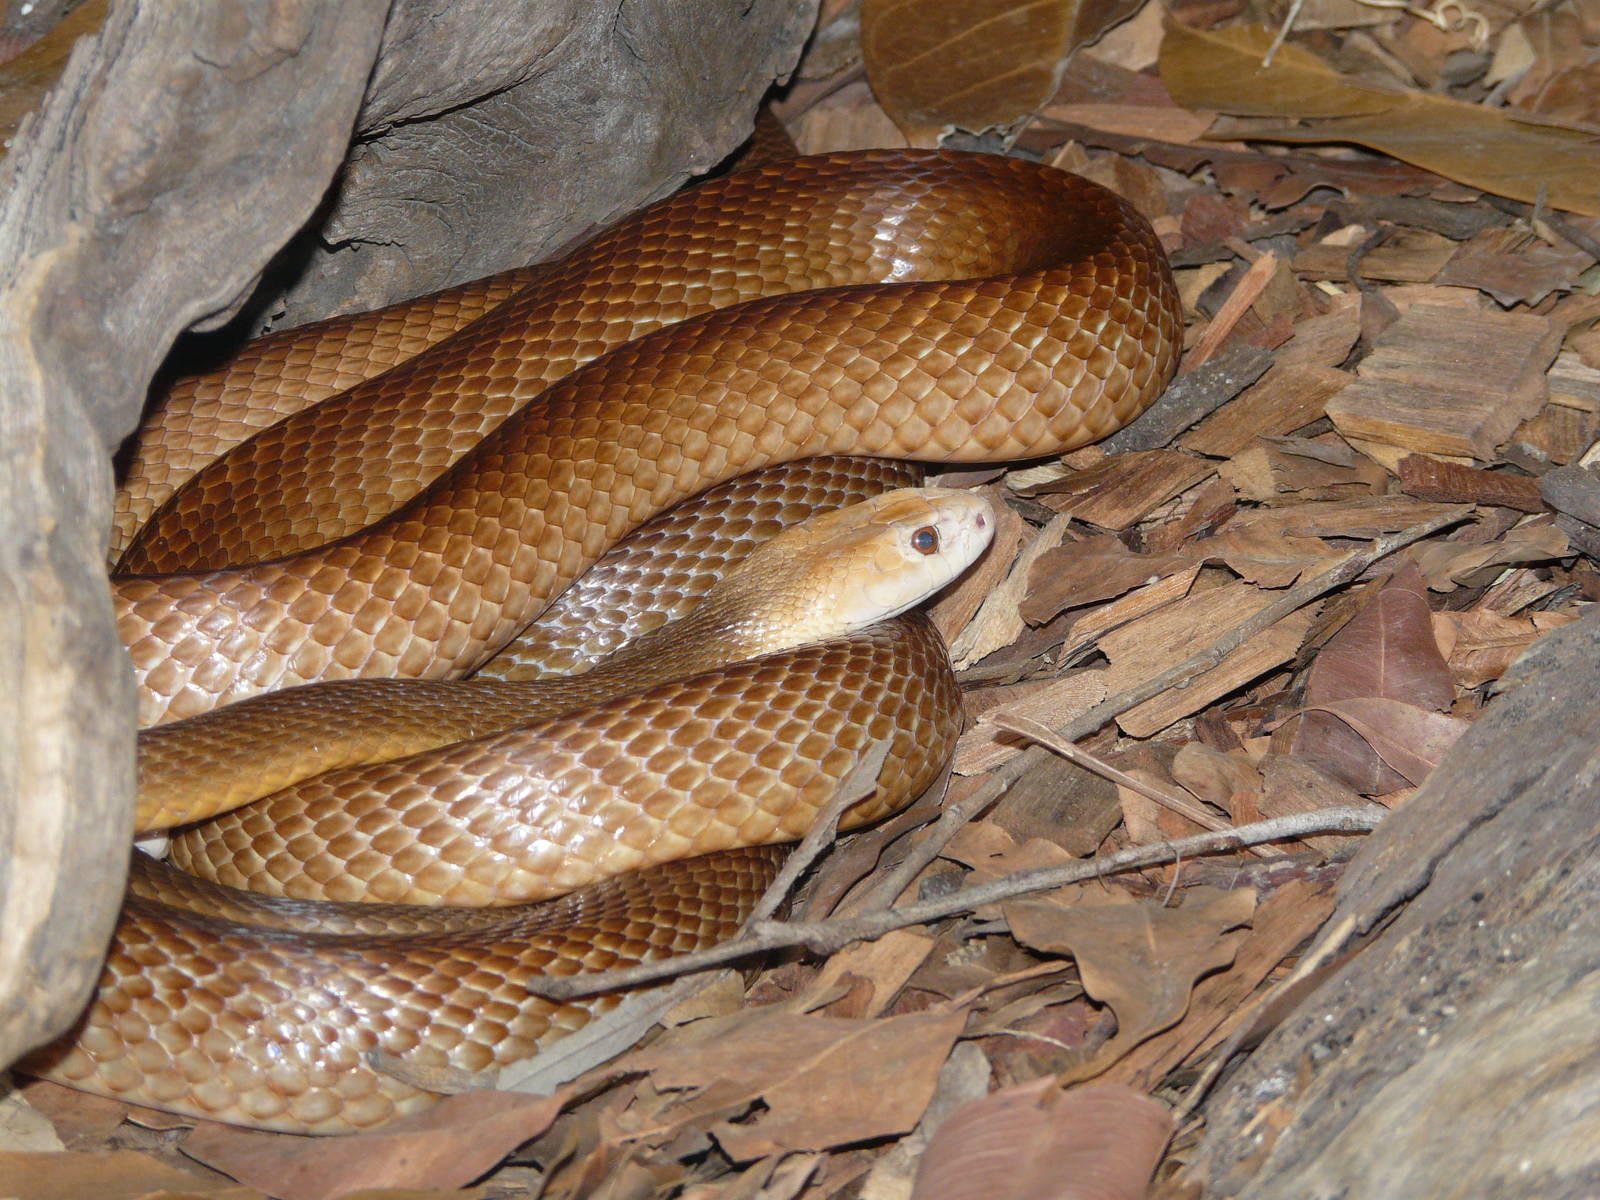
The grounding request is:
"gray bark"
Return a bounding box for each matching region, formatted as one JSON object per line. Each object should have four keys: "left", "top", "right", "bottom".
{"left": 1194, "top": 611, "right": 1600, "bottom": 1199}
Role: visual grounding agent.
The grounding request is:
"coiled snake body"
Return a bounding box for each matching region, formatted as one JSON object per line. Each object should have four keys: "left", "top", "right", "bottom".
{"left": 29, "top": 149, "right": 1181, "bottom": 1133}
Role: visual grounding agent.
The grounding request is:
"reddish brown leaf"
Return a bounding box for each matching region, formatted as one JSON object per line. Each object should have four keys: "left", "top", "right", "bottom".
{"left": 1292, "top": 563, "right": 1453, "bottom": 793}
{"left": 1003, "top": 888, "right": 1256, "bottom": 1079}
{"left": 1299, "top": 699, "right": 1470, "bottom": 786}
{"left": 862, "top": 0, "right": 1142, "bottom": 145}
{"left": 623, "top": 1010, "right": 967, "bottom": 1161}
{"left": 910, "top": 1078, "right": 1172, "bottom": 1200}
{"left": 179, "top": 1089, "right": 571, "bottom": 1200}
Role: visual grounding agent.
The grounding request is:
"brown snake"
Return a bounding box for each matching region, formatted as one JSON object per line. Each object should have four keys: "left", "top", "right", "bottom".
{"left": 31, "top": 149, "right": 1181, "bottom": 1133}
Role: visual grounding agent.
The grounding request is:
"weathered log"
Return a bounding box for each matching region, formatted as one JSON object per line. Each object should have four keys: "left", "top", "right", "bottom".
{"left": 250, "top": 0, "right": 820, "bottom": 331}
{"left": 1192, "top": 610, "right": 1600, "bottom": 1197}
{"left": 0, "top": 0, "right": 391, "bottom": 1069}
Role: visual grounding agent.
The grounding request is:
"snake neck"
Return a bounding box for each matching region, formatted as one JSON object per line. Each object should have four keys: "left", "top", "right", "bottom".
{"left": 568, "top": 573, "right": 807, "bottom": 691}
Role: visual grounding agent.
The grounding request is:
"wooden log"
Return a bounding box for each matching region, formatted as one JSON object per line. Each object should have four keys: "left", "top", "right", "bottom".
{"left": 0, "top": 0, "right": 390, "bottom": 1068}
{"left": 1191, "top": 610, "right": 1600, "bottom": 1197}
{"left": 251, "top": 0, "right": 820, "bottom": 331}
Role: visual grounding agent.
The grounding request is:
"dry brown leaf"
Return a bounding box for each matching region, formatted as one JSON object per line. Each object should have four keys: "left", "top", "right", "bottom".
{"left": 1200, "top": 524, "right": 1334, "bottom": 588}
{"left": 1103, "top": 878, "right": 1339, "bottom": 1090}
{"left": 1170, "top": 742, "right": 1262, "bottom": 819}
{"left": 623, "top": 1010, "right": 966, "bottom": 1161}
{"left": 1298, "top": 698, "right": 1470, "bottom": 786}
{"left": 1439, "top": 607, "right": 1580, "bottom": 688}
{"left": 1003, "top": 887, "right": 1257, "bottom": 1080}
{"left": 862, "top": 0, "right": 1144, "bottom": 145}
{"left": 798, "top": 930, "right": 936, "bottom": 1018}
{"left": 909, "top": 1078, "right": 1172, "bottom": 1200}
{"left": 1411, "top": 522, "right": 1570, "bottom": 591}
{"left": 1291, "top": 562, "right": 1452, "bottom": 793}
{"left": 0, "top": 1148, "right": 260, "bottom": 1199}
{"left": 179, "top": 1089, "right": 571, "bottom": 1200}
{"left": 1159, "top": 22, "right": 1600, "bottom": 216}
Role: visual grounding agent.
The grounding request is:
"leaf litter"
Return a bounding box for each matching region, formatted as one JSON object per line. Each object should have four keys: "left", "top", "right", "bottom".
{"left": 11, "top": 0, "right": 1600, "bottom": 1195}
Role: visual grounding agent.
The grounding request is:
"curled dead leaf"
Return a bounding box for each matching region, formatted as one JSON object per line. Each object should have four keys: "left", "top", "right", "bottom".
{"left": 862, "top": 0, "right": 1144, "bottom": 145}
{"left": 911, "top": 1077, "right": 1173, "bottom": 1200}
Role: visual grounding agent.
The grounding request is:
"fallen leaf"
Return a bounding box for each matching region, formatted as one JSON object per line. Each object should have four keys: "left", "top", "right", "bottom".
{"left": 622, "top": 1010, "right": 967, "bottom": 1161}
{"left": 1439, "top": 607, "right": 1580, "bottom": 688}
{"left": 1003, "top": 887, "right": 1257, "bottom": 1080}
{"left": 1200, "top": 523, "right": 1334, "bottom": 588}
{"left": 1298, "top": 699, "right": 1470, "bottom": 786}
{"left": 1411, "top": 522, "right": 1570, "bottom": 591}
{"left": 910, "top": 1078, "right": 1172, "bottom": 1200}
{"left": 1291, "top": 563, "right": 1453, "bottom": 793}
{"left": 180, "top": 1089, "right": 572, "bottom": 1200}
{"left": 863, "top": 0, "right": 1144, "bottom": 145}
{"left": 1170, "top": 741, "right": 1262, "bottom": 819}
{"left": 1159, "top": 22, "right": 1600, "bottom": 216}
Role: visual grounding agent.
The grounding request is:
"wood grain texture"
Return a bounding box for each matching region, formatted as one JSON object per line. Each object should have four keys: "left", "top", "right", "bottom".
{"left": 0, "top": 0, "right": 387, "bottom": 1071}
{"left": 251, "top": 0, "right": 821, "bottom": 332}
{"left": 1194, "top": 611, "right": 1600, "bottom": 1198}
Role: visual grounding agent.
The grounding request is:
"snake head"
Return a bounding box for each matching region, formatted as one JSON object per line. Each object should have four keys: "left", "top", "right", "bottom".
{"left": 720, "top": 486, "right": 995, "bottom": 648}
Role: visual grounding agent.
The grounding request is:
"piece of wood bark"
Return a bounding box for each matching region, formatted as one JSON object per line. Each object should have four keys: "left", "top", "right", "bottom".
{"left": 246, "top": 0, "right": 818, "bottom": 332}
{"left": 1225, "top": 495, "right": 1464, "bottom": 540}
{"left": 1396, "top": 455, "right": 1547, "bottom": 512}
{"left": 1433, "top": 224, "right": 1596, "bottom": 307}
{"left": 1291, "top": 227, "right": 1457, "bottom": 284}
{"left": 1057, "top": 564, "right": 1202, "bottom": 664}
{"left": 955, "top": 671, "right": 1109, "bottom": 776}
{"left": 0, "top": 1, "right": 390, "bottom": 1068}
{"left": 1181, "top": 364, "right": 1352, "bottom": 458}
{"left": 1026, "top": 450, "right": 1217, "bottom": 531}
{"left": 1325, "top": 303, "right": 1562, "bottom": 459}
{"left": 1099, "top": 583, "right": 1320, "bottom": 738}
{"left": 1193, "top": 612, "right": 1600, "bottom": 1199}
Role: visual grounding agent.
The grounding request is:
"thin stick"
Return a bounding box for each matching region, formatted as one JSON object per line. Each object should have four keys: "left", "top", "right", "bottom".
{"left": 746, "top": 739, "right": 890, "bottom": 925}
{"left": 855, "top": 509, "right": 1469, "bottom": 907}
{"left": 526, "top": 806, "right": 1386, "bottom": 1000}
{"left": 990, "top": 714, "right": 1234, "bottom": 834}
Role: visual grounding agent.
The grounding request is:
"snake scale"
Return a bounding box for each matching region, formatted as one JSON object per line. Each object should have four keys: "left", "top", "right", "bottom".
{"left": 27, "top": 148, "right": 1182, "bottom": 1133}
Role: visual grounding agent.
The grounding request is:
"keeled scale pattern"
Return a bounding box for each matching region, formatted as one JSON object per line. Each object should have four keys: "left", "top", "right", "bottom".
{"left": 476, "top": 455, "right": 922, "bottom": 679}
{"left": 26, "top": 847, "right": 783, "bottom": 1133}
{"left": 135, "top": 481, "right": 955, "bottom": 830}
{"left": 113, "top": 110, "right": 799, "bottom": 568}
{"left": 166, "top": 617, "right": 960, "bottom": 906}
{"left": 112, "top": 268, "right": 541, "bottom": 559}
{"left": 119, "top": 150, "right": 1061, "bottom": 573}
{"left": 118, "top": 151, "right": 1182, "bottom": 725}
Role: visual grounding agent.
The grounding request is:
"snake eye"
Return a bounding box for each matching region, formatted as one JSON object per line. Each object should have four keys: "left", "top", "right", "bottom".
{"left": 910, "top": 526, "right": 939, "bottom": 555}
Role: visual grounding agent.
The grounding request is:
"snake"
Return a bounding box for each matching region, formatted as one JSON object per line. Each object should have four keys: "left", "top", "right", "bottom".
{"left": 28, "top": 148, "right": 1181, "bottom": 1133}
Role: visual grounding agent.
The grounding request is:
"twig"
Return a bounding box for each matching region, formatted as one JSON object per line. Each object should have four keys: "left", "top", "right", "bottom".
{"left": 746, "top": 739, "right": 890, "bottom": 924}
{"left": 990, "top": 714, "right": 1234, "bottom": 834}
{"left": 526, "top": 806, "right": 1387, "bottom": 1000}
{"left": 847, "top": 509, "right": 1466, "bottom": 918}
